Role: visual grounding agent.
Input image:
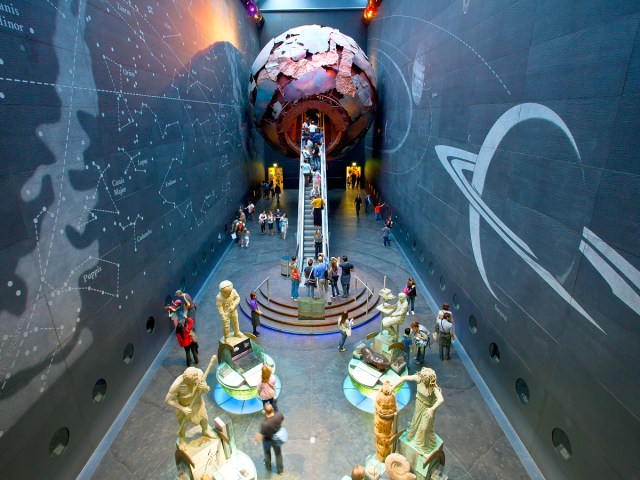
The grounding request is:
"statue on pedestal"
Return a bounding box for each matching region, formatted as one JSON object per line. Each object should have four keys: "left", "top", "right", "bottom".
{"left": 216, "top": 280, "right": 244, "bottom": 342}
{"left": 165, "top": 355, "right": 217, "bottom": 449}
{"left": 392, "top": 368, "right": 444, "bottom": 453}
{"left": 381, "top": 292, "right": 409, "bottom": 340}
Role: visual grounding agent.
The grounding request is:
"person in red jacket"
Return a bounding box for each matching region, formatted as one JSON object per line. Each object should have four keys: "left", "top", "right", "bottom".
{"left": 175, "top": 317, "right": 199, "bottom": 366}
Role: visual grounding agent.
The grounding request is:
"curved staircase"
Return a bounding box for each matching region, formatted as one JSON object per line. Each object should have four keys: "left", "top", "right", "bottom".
{"left": 241, "top": 282, "right": 382, "bottom": 334}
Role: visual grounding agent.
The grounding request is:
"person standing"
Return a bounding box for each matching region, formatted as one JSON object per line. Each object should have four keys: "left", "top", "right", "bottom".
{"left": 257, "top": 364, "right": 278, "bottom": 411}
{"left": 267, "top": 211, "right": 275, "bottom": 236}
{"left": 175, "top": 317, "right": 198, "bottom": 367}
{"left": 301, "top": 161, "right": 312, "bottom": 186}
{"left": 256, "top": 403, "right": 285, "bottom": 474}
{"left": 249, "top": 291, "right": 262, "bottom": 336}
{"left": 280, "top": 213, "right": 288, "bottom": 240}
{"left": 350, "top": 170, "right": 356, "bottom": 190}
{"left": 411, "top": 321, "right": 430, "bottom": 365}
{"left": 304, "top": 258, "right": 316, "bottom": 298}
{"left": 374, "top": 202, "right": 385, "bottom": 220}
{"left": 382, "top": 225, "right": 391, "bottom": 247}
{"left": 405, "top": 277, "right": 417, "bottom": 314}
{"left": 338, "top": 311, "right": 353, "bottom": 352}
{"left": 314, "top": 254, "right": 331, "bottom": 305}
{"left": 310, "top": 195, "right": 325, "bottom": 227}
{"left": 290, "top": 256, "right": 300, "bottom": 300}
{"left": 436, "top": 312, "right": 454, "bottom": 361}
{"left": 274, "top": 183, "right": 281, "bottom": 203}
{"left": 258, "top": 211, "right": 267, "bottom": 235}
{"left": 274, "top": 208, "right": 283, "bottom": 234}
{"left": 354, "top": 194, "right": 362, "bottom": 216}
{"left": 175, "top": 290, "right": 195, "bottom": 324}
{"left": 338, "top": 256, "right": 354, "bottom": 298}
{"left": 238, "top": 208, "right": 246, "bottom": 224}
{"left": 245, "top": 202, "right": 255, "bottom": 221}
{"left": 365, "top": 193, "right": 371, "bottom": 213}
{"left": 313, "top": 229, "right": 323, "bottom": 259}
{"left": 329, "top": 257, "right": 341, "bottom": 298}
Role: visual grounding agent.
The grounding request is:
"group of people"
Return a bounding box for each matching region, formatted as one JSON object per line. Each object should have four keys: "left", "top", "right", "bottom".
{"left": 347, "top": 167, "right": 360, "bottom": 189}
{"left": 165, "top": 290, "right": 199, "bottom": 367}
{"left": 262, "top": 179, "right": 282, "bottom": 202}
{"left": 257, "top": 208, "right": 289, "bottom": 239}
{"left": 402, "top": 298, "right": 455, "bottom": 364}
{"left": 300, "top": 254, "right": 355, "bottom": 303}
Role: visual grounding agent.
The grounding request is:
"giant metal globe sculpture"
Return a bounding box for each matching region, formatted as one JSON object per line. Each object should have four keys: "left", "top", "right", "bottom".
{"left": 249, "top": 25, "right": 377, "bottom": 159}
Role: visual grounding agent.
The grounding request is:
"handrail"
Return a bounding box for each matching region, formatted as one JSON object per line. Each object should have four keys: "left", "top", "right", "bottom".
{"left": 253, "top": 276, "right": 271, "bottom": 302}
{"left": 296, "top": 139, "right": 306, "bottom": 271}
{"left": 319, "top": 119, "right": 329, "bottom": 261}
{"left": 353, "top": 274, "right": 374, "bottom": 315}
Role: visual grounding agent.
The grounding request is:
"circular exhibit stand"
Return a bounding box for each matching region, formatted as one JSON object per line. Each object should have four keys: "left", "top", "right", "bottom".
{"left": 214, "top": 373, "right": 281, "bottom": 415}
{"left": 344, "top": 357, "right": 410, "bottom": 413}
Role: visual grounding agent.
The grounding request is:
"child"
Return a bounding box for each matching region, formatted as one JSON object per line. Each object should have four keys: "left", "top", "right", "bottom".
{"left": 403, "top": 327, "right": 413, "bottom": 356}
{"left": 244, "top": 229, "right": 250, "bottom": 248}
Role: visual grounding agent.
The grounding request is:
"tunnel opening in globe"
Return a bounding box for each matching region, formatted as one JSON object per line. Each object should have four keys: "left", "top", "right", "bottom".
{"left": 249, "top": 25, "right": 377, "bottom": 160}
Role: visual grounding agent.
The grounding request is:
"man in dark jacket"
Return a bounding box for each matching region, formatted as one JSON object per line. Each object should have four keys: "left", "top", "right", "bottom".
{"left": 256, "top": 403, "right": 285, "bottom": 474}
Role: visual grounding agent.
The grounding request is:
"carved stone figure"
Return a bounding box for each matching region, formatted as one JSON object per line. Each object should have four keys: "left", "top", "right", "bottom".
{"left": 374, "top": 380, "right": 398, "bottom": 461}
{"left": 385, "top": 453, "right": 416, "bottom": 480}
{"left": 392, "top": 368, "right": 444, "bottom": 454}
{"left": 216, "top": 280, "right": 243, "bottom": 342}
{"left": 381, "top": 292, "right": 409, "bottom": 339}
{"left": 165, "top": 355, "right": 217, "bottom": 449}
{"left": 361, "top": 346, "right": 391, "bottom": 372}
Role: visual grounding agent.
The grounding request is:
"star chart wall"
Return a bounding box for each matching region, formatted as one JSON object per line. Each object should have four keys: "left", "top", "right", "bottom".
{"left": 365, "top": 1, "right": 640, "bottom": 479}
{"left": 0, "top": 0, "right": 261, "bottom": 477}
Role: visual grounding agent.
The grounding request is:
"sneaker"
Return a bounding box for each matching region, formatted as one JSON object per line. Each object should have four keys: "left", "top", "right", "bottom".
{"left": 412, "top": 311, "right": 415, "bottom": 315}
{"left": 339, "top": 348, "right": 346, "bottom": 352}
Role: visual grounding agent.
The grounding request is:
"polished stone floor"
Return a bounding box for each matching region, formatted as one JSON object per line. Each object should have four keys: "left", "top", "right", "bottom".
{"left": 87, "top": 188, "right": 531, "bottom": 479}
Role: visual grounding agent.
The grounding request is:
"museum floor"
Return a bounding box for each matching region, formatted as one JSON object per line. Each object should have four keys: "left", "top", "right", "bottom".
{"left": 84, "top": 188, "right": 532, "bottom": 480}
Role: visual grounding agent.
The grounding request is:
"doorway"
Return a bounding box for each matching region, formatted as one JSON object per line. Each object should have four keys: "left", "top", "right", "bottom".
{"left": 346, "top": 166, "right": 361, "bottom": 189}
{"left": 268, "top": 166, "right": 284, "bottom": 191}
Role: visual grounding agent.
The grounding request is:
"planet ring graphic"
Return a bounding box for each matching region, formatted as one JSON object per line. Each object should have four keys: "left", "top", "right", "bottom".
{"left": 435, "top": 103, "right": 605, "bottom": 334}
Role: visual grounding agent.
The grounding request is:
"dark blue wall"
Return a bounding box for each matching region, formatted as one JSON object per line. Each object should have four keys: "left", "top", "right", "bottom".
{"left": 365, "top": 1, "right": 640, "bottom": 479}
{"left": 0, "top": 0, "right": 261, "bottom": 478}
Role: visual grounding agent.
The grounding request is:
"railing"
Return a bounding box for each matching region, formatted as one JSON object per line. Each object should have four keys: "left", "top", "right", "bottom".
{"left": 253, "top": 276, "right": 271, "bottom": 302}
{"left": 296, "top": 144, "right": 306, "bottom": 271}
{"left": 353, "top": 274, "right": 374, "bottom": 314}
{"left": 319, "top": 122, "right": 329, "bottom": 261}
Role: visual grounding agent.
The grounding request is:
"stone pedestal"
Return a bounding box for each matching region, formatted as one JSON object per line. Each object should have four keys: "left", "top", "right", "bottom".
{"left": 396, "top": 431, "right": 445, "bottom": 480}
{"left": 373, "top": 330, "right": 395, "bottom": 361}
{"left": 364, "top": 453, "right": 387, "bottom": 479}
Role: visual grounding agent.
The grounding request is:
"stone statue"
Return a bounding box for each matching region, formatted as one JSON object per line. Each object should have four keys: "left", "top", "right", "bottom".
{"left": 381, "top": 292, "right": 409, "bottom": 340}
{"left": 374, "top": 380, "right": 398, "bottom": 461}
{"left": 391, "top": 368, "right": 444, "bottom": 453}
{"left": 216, "top": 280, "right": 243, "bottom": 342}
{"left": 385, "top": 453, "right": 416, "bottom": 480}
{"left": 165, "top": 355, "right": 217, "bottom": 449}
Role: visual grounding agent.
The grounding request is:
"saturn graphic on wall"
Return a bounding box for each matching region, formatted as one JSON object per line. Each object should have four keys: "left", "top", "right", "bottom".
{"left": 435, "top": 103, "right": 613, "bottom": 333}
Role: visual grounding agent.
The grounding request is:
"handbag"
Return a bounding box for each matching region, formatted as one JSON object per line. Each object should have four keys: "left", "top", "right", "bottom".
{"left": 231, "top": 232, "right": 236, "bottom": 239}
{"left": 272, "top": 425, "right": 288, "bottom": 446}
{"left": 403, "top": 285, "right": 409, "bottom": 295}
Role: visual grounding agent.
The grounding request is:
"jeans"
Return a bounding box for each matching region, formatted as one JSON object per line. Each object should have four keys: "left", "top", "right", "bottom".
{"left": 291, "top": 280, "right": 299, "bottom": 299}
{"left": 365, "top": 204, "right": 369, "bottom": 213}
{"left": 306, "top": 283, "right": 315, "bottom": 298}
{"left": 439, "top": 335, "right": 451, "bottom": 360}
{"left": 374, "top": 212, "right": 380, "bottom": 220}
{"left": 339, "top": 331, "right": 347, "bottom": 349}
{"left": 315, "top": 243, "right": 322, "bottom": 259}
{"left": 408, "top": 296, "right": 415, "bottom": 311}
{"left": 262, "top": 397, "right": 278, "bottom": 412}
{"left": 416, "top": 344, "right": 425, "bottom": 363}
{"left": 184, "top": 344, "right": 199, "bottom": 366}
{"left": 341, "top": 276, "right": 351, "bottom": 296}
{"left": 383, "top": 236, "right": 390, "bottom": 246}
{"left": 262, "top": 439, "right": 283, "bottom": 473}
{"left": 330, "top": 278, "right": 340, "bottom": 297}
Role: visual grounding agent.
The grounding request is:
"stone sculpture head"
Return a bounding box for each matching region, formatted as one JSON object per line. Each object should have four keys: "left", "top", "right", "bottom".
{"left": 183, "top": 367, "right": 201, "bottom": 385}
{"left": 417, "top": 367, "right": 437, "bottom": 391}
{"left": 219, "top": 280, "right": 234, "bottom": 298}
{"left": 397, "top": 292, "right": 407, "bottom": 303}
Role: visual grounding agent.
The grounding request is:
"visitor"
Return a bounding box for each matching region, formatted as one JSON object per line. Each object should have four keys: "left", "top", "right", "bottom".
{"left": 274, "top": 183, "right": 281, "bottom": 203}
{"left": 301, "top": 161, "right": 312, "bottom": 186}
{"left": 258, "top": 210, "right": 267, "bottom": 235}
{"left": 314, "top": 254, "right": 331, "bottom": 305}
{"left": 175, "top": 290, "right": 195, "bottom": 325}
{"left": 354, "top": 194, "right": 362, "bottom": 216}
{"left": 338, "top": 311, "right": 353, "bottom": 352}
{"left": 257, "top": 364, "right": 278, "bottom": 411}
{"left": 256, "top": 403, "right": 285, "bottom": 475}
{"left": 374, "top": 202, "right": 385, "bottom": 220}
{"left": 436, "top": 312, "right": 454, "bottom": 361}
{"left": 313, "top": 229, "right": 323, "bottom": 259}
{"left": 330, "top": 257, "right": 341, "bottom": 298}
{"left": 304, "top": 258, "right": 316, "bottom": 298}
{"left": 411, "top": 321, "right": 430, "bottom": 365}
{"left": 243, "top": 229, "right": 250, "bottom": 248}
{"left": 245, "top": 201, "right": 255, "bottom": 221}
{"left": 403, "top": 328, "right": 413, "bottom": 358}
{"left": 338, "top": 255, "right": 354, "bottom": 298}
{"left": 274, "top": 208, "right": 283, "bottom": 233}
{"left": 175, "top": 317, "right": 198, "bottom": 367}
{"left": 290, "top": 256, "right": 300, "bottom": 300}
{"left": 405, "top": 277, "right": 417, "bottom": 314}
{"left": 238, "top": 208, "right": 246, "bottom": 223}
{"left": 267, "top": 211, "right": 274, "bottom": 236}
{"left": 310, "top": 195, "right": 325, "bottom": 227}
{"left": 382, "top": 224, "right": 391, "bottom": 247}
{"left": 280, "top": 213, "right": 288, "bottom": 240}
{"left": 365, "top": 193, "right": 371, "bottom": 213}
{"left": 249, "top": 291, "right": 262, "bottom": 336}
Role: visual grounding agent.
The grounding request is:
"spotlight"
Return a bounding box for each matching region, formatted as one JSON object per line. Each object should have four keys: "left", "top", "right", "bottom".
{"left": 363, "top": 0, "right": 383, "bottom": 24}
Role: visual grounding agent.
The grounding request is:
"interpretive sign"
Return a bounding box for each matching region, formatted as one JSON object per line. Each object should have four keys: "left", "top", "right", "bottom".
{"left": 297, "top": 298, "right": 325, "bottom": 320}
